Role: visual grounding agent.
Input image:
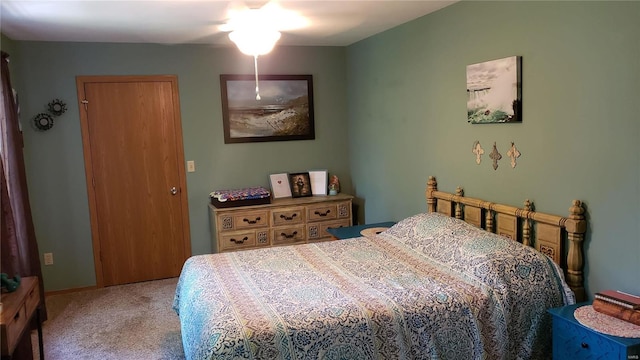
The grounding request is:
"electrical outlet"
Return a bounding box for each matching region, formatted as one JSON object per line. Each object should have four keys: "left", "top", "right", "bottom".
{"left": 187, "top": 160, "right": 195, "bottom": 172}
{"left": 44, "top": 252, "right": 54, "bottom": 265}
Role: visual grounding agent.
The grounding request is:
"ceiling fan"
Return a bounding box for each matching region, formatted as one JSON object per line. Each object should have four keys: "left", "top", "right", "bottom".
{"left": 216, "top": 1, "right": 309, "bottom": 99}
{"left": 220, "top": 1, "right": 308, "bottom": 54}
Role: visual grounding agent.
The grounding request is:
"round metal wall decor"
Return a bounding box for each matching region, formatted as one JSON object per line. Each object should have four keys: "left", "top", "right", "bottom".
{"left": 34, "top": 113, "right": 54, "bottom": 131}
{"left": 47, "top": 99, "right": 67, "bottom": 116}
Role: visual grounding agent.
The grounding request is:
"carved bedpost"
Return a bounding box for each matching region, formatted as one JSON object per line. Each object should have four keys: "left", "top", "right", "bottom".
{"left": 426, "top": 176, "right": 437, "bottom": 213}
{"left": 455, "top": 187, "right": 463, "bottom": 220}
{"left": 522, "top": 199, "right": 532, "bottom": 247}
{"left": 485, "top": 205, "right": 494, "bottom": 233}
{"left": 565, "top": 200, "right": 586, "bottom": 302}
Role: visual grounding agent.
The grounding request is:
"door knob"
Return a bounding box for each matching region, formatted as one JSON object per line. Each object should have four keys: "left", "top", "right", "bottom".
{"left": 170, "top": 187, "right": 178, "bottom": 195}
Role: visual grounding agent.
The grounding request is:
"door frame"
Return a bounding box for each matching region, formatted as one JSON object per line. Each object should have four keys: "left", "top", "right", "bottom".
{"left": 76, "top": 75, "right": 191, "bottom": 288}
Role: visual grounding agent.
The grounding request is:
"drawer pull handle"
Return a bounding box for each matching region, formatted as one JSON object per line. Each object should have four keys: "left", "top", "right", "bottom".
{"left": 280, "top": 214, "right": 297, "bottom": 221}
{"left": 314, "top": 210, "right": 331, "bottom": 217}
{"left": 243, "top": 217, "right": 261, "bottom": 224}
{"left": 580, "top": 342, "right": 589, "bottom": 349}
{"left": 280, "top": 231, "right": 298, "bottom": 239}
{"left": 230, "top": 237, "right": 248, "bottom": 244}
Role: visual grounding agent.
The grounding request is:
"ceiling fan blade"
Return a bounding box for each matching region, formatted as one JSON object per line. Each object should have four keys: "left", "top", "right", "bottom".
{"left": 168, "top": 0, "right": 310, "bottom": 46}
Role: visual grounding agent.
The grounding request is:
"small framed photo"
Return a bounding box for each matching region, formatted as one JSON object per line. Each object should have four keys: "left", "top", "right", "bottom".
{"left": 308, "top": 170, "right": 328, "bottom": 196}
{"left": 289, "top": 172, "right": 313, "bottom": 198}
{"left": 269, "top": 173, "right": 292, "bottom": 199}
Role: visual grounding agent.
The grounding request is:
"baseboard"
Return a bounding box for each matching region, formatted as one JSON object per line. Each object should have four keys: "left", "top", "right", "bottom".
{"left": 45, "top": 285, "right": 97, "bottom": 297}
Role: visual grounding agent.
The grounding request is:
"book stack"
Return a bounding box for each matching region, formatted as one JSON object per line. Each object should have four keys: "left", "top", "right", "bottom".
{"left": 593, "top": 290, "right": 640, "bottom": 326}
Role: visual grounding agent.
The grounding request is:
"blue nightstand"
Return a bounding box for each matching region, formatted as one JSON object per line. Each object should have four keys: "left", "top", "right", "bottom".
{"left": 326, "top": 221, "right": 396, "bottom": 240}
{"left": 548, "top": 303, "right": 640, "bottom": 359}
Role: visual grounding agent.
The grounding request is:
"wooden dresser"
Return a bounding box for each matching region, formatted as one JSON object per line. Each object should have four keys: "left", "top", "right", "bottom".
{"left": 1, "top": 276, "right": 43, "bottom": 360}
{"left": 210, "top": 194, "right": 353, "bottom": 253}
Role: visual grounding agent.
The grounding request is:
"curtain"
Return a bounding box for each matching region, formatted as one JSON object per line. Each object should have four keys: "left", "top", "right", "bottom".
{"left": 1, "top": 51, "right": 47, "bottom": 322}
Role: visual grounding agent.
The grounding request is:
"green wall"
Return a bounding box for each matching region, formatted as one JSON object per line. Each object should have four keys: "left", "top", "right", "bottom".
{"left": 7, "top": 41, "right": 350, "bottom": 291}
{"left": 5, "top": 1, "right": 640, "bottom": 297}
{"left": 347, "top": 1, "right": 640, "bottom": 297}
{"left": 1, "top": 34, "right": 18, "bottom": 65}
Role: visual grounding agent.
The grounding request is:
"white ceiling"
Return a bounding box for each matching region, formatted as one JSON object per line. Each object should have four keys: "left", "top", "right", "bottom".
{"left": 0, "top": 1, "right": 457, "bottom": 47}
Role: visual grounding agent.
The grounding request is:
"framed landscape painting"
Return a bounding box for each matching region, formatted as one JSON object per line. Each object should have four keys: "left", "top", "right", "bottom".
{"left": 467, "top": 56, "right": 522, "bottom": 124}
{"left": 220, "top": 74, "right": 315, "bottom": 143}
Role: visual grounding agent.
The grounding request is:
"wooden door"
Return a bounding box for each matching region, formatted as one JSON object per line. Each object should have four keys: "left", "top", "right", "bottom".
{"left": 76, "top": 75, "right": 190, "bottom": 287}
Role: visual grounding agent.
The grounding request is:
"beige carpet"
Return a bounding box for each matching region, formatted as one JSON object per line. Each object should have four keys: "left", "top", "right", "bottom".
{"left": 34, "top": 277, "right": 185, "bottom": 359}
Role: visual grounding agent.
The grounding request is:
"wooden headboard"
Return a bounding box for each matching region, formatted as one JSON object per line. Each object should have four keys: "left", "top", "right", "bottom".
{"left": 425, "top": 176, "right": 587, "bottom": 302}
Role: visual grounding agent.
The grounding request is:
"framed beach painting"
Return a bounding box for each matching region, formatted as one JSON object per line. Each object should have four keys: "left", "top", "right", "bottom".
{"left": 220, "top": 74, "right": 315, "bottom": 143}
{"left": 467, "top": 56, "right": 522, "bottom": 124}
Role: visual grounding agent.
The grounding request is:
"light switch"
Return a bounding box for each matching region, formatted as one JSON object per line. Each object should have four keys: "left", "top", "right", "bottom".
{"left": 44, "top": 252, "right": 54, "bottom": 265}
{"left": 187, "top": 160, "right": 195, "bottom": 172}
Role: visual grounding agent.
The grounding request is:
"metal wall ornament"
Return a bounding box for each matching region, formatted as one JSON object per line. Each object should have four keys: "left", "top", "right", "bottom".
{"left": 33, "top": 113, "right": 54, "bottom": 131}
{"left": 489, "top": 142, "right": 502, "bottom": 170}
{"left": 32, "top": 98, "right": 67, "bottom": 131}
{"left": 47, "top": 99, "right": 67, "bottom": 116}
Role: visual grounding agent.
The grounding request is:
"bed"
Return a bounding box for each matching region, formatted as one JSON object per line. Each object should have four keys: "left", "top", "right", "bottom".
{"left": 173, "top": 176, "right": 587, "bottom": 359}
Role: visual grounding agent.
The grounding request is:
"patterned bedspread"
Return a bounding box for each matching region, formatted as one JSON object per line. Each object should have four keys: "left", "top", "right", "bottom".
{"left": 173, "top": 212, "right": 574, "bottom": 360}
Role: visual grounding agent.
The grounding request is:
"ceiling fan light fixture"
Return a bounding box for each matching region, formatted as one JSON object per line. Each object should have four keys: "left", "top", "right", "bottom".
{"left": 228, "top": 28, "right": 281, "bottom": 56}
{"left": 222, "top": 2, "right": 306, "bottom": 100}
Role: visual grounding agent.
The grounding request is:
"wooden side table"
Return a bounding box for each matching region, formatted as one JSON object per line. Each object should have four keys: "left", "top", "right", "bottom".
{"left": 1, "top": 276, "right": 44, "bottom": 360}
{"left": 548, "top": 302, "right": 640, "bottom": 359}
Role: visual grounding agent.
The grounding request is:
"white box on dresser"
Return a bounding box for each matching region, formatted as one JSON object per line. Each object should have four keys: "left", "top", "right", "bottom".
{"left": 209, "top": 194, "right": 354, "bottom": 253}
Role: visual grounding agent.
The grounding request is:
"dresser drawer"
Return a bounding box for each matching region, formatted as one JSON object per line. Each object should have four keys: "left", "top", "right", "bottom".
{"left": 306, "top": 201, "right": 351, "bottom": 222}
{"left": 3, "top": 304, "right": 28, "bottom": 356}
{"left": 308, "top": 219, "right": 351, "bottom": 240}
{"left": 219, "top": 230, "right": 270, "bottom": 251}
{"left": 307, "top": 203, "right": 338, "bottom": 222}
{"left": 272, "top": 225, "right": 306, "bottom": 245}
{"left": 272, "top": 207, "right": 305, "bottom": 226}
{"left": 217, "top": 210, "right": 269, "bottom": 232}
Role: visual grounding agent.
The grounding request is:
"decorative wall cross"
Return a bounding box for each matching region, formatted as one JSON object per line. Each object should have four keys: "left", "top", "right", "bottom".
{"left": 506, "top": 142, "right": 521, "bottom": 168}
{"left": 472, "top": 141, "right": 484, "bottom": 164}
{"left": 489, "top": 142, "right": 502, "bottom": 170}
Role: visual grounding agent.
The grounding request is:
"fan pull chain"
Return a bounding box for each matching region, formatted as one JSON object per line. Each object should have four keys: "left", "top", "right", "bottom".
{"left": 254, "top": 55, "right": 261, "bottom": 101}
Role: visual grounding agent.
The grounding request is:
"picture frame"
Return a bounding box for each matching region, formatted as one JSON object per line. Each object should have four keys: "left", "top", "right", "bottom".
{"left": 308, "top": 170, "right": 328, "bottom": 196}
{"left": 466, "top": 56, "right": 522, "bottom": 124}
{"left": 269, "top": 173, "right": 292, "bottom": 199}
{"left": 220, "top": 74, "right": 315, "bottom": 143}
{"left": 288, "top": 172, "right": 313, "bottom": 198}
